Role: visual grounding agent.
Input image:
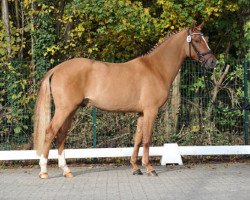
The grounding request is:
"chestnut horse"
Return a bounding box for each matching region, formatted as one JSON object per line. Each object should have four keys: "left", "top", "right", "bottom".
{"left": 34, "top": 22, "right": 216, "bottom": 179}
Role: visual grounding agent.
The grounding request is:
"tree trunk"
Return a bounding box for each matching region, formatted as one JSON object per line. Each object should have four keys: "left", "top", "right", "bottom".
{"left": 30, "top": 1, "right": 35, "bottom": 64}
{"left": 15, "top": 0, "right": 20, "bottom": 28}
{"left": 204, "top": 64, "right": 230, "bottom": 145}
{"left": 56, "top": 0, "right": 66, "bottom": 35}
{"left": 18, "top": 1, "right": 24, "bottom": 60}
{"left": 2, "top": 0, "right": 11, "bottom": 57}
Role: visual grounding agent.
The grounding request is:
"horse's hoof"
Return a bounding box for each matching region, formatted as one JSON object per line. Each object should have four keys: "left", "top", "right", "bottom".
{"left": 39, "top": 173, "right": 49, "bottom": 179}
{"left": 63, "top": 172, "right": 74, "bottom": 178}
{"left": 147, "top": 170, "right": 158, "bottom": 177}
{"left": 132, "top": 169, "right": 143, "bottom": 175}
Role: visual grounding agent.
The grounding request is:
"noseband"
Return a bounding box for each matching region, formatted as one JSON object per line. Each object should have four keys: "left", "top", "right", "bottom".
{"left": 187, "top": 29, "right": 213, "bottom": 64}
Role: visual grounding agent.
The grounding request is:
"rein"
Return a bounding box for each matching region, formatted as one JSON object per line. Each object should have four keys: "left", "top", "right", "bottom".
{"left": 187, "top": 29, "right": 213, "bottom": 64}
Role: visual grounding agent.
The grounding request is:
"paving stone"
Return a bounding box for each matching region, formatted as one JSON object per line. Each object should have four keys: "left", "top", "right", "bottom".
{"left": 0, "top": 163, "right": 250, "bottom": 200}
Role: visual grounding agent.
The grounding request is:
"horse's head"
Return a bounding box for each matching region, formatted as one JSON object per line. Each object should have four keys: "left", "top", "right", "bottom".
{"left": 185, "top": 22, "right": 217, "bottom": 69}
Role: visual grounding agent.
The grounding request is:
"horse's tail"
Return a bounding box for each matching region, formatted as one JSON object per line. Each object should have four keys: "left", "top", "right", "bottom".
{"left": 33, "top": 68, "right": 56, "bottom": 156}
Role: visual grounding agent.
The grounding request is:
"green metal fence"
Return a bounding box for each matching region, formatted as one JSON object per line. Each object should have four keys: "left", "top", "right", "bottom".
{"left": 0, "top": 59, "right": 249, "bottom": 150}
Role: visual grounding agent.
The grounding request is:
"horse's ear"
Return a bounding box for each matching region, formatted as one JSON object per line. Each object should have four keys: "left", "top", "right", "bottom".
{"left": 190, "top": 21, "right": 196, "bottom": 31}
{"left": 196, "top": 22, "right": 205, "bottom": 31}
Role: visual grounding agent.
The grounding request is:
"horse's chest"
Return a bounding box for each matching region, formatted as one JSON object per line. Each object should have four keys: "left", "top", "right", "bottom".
{"left": 141, "top": 84, "right": 169, "bottom": 108}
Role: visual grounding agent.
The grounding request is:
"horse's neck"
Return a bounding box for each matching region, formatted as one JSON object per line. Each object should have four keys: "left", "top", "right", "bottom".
{"left": 142, "top": 30, "right": 187, "bottom": 85}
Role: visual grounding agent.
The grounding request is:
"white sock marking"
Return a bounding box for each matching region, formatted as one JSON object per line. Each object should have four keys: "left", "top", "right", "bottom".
{"left": 58, "top": 151, "right": 70, "bottom": 174}
{"left": 39, "top": 154, "right": 48, "bottom": 173}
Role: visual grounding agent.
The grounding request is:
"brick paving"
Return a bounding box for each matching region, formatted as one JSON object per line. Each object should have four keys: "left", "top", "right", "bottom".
{"left": 0, "top": 163, "right": 250, "bottom": 200}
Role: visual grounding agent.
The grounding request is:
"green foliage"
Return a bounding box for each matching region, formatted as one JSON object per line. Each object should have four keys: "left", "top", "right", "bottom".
{"left": 32, "top": 2, "right": 57, "bottom": 80}
{"left": 174, "top": 59, "right": 245, "bottom": 146}
{"left": 244, "top": 21, "right": 250, "bottom": 59}
{"left": 0, "top": 61, "right": 34, "bottom": 146}
{"left": 0, "top": 0, "right": 249, "bottom": 149}
{"left": 46, "top": 0, "right": 159, "bottom": 62}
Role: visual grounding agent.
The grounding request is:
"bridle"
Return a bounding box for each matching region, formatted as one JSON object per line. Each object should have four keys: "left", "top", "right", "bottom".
{"left": 187, "top": 29, "right": 213, "bottom": 64}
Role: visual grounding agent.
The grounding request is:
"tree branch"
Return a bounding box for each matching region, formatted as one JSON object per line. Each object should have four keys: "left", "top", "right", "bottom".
{"left": 212, "top": 64, "right": 230, "bottom": 102}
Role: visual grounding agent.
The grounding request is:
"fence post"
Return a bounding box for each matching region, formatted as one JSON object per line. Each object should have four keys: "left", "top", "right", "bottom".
{"left": 244, "top": 59, "right": 249, "bottom": 145}
{"left": 92, "top": 107, "right": 97, "bottom": 148}
{"left": 160, "top": 143, "right": 183, "bottom": 165}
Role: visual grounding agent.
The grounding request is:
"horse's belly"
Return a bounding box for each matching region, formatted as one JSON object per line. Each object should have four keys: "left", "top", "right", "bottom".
{"left": 87, "top": 88, "right": 142, "bottom": 112}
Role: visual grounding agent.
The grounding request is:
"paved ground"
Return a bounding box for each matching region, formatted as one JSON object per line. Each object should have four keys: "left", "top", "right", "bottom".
{"left": 0, "top": 163, "right": 250, "bottom": 200}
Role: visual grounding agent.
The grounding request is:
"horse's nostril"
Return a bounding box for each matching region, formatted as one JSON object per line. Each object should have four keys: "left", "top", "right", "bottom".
{"left": 211, "top": 59, "right": 217, "bottom": 68}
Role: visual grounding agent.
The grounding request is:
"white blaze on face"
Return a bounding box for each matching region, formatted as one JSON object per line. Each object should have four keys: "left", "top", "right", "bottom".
{"left": 201, "top": 36, "right": 211, "bottom": 50}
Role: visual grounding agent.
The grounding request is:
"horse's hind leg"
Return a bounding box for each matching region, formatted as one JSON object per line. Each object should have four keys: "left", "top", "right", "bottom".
{"left": 57, "top": 113, "right": 75, "bottom": 178}
{"left": 39, "top": 107, "right": 76, "bottom": 179}
{"left": 130, "top": 114, "right": 143, "bottom": 175}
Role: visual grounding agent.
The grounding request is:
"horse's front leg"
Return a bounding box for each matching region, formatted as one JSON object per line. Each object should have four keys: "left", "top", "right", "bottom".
{"left": 142, "top": 108, "right": 158, "bottom": 176}
{"left": 130, "top": 114, "right": 143, "bottom": 175}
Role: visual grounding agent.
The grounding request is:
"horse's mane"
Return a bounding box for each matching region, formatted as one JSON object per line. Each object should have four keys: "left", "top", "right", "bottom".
{"left": 145, "top": 28, "right": 186, "bottom": 55}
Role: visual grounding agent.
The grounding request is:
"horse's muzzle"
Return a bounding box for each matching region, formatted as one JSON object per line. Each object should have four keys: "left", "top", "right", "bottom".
{"left": 204, "top": 58, "right": 217, "bottom": 69}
